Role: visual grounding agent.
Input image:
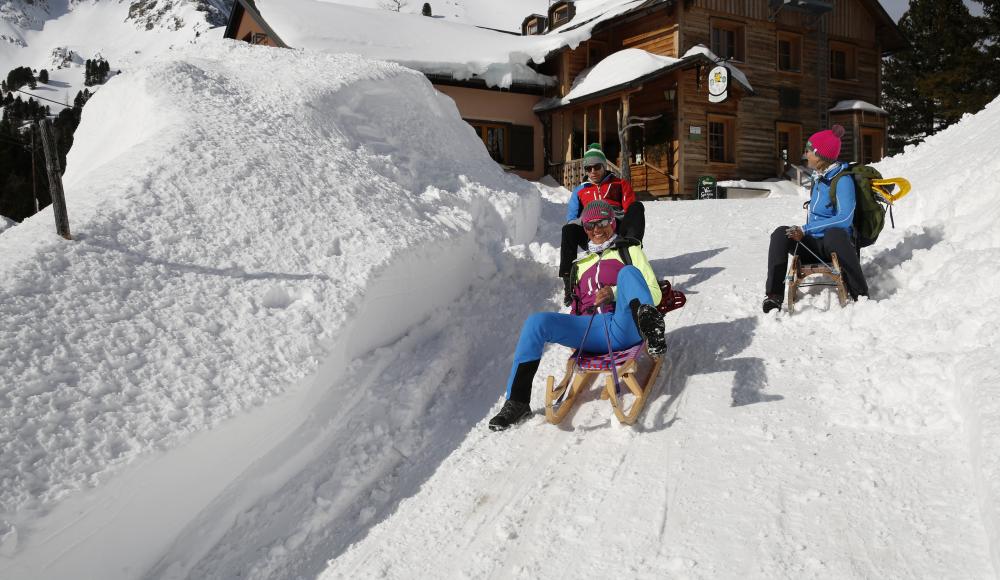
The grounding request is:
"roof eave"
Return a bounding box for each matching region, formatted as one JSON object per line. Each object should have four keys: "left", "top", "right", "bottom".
{"left": 538, "top": 53, "right": 753, "bottom": 113}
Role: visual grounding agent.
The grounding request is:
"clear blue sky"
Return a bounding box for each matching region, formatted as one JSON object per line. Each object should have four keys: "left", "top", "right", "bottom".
{"left": 879, "top": 0, "right": 984, "bottom": 22}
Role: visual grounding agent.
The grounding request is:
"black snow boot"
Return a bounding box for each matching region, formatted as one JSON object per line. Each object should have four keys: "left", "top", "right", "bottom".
{"left": 631, "top": 299, "right": 667, "bottom": 358}
{"left": 489, "top": 400, "right": 532, "bottom": 431}
{"left": 762, "top": 294, "right": 782, "bottom": 314}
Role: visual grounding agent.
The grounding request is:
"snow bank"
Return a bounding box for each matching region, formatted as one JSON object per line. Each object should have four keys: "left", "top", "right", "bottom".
{"left": 872, "top": 95, "right": 1000, "bottom": 572}
{"left": 0, "top": 38, "right": 538, "bottom": 579}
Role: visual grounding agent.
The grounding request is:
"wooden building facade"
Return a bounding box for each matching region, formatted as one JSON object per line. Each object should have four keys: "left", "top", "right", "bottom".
{"left": 531, "top": 0, "right": 904, "bottom": 197}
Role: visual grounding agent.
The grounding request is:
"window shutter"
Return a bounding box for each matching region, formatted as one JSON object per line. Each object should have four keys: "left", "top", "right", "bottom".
{"left": 509, "top": 125, "right": 534, "bottom": 170}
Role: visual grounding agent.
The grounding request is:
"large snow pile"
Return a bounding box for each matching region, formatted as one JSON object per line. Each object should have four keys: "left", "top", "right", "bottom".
{"left": 0, "top": 38, "right": 539, "bottom": 579}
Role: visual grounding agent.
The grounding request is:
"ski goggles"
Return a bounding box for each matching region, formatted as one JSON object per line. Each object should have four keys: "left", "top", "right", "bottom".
{"left": 583, "top": 218, "right": 613, "bottom": 230}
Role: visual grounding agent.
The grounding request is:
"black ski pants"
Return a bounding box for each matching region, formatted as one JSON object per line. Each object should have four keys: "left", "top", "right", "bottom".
{"left": 766, "top": 226, "right": 868, "bottom": 300}
{"left": 558, "top": 202, "right": 646, "bottom": 277}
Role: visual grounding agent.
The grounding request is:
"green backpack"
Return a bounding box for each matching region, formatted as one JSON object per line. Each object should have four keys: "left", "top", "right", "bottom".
{"left": 826, "top": 163, "right": 889, "bottom": 248}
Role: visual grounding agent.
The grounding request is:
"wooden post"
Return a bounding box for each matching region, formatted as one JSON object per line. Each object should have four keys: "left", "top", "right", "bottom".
{"left": 36, "top": 119, "right": 72, "bottom": 240}
{"left": 618, "top": 94, "right": 632, "bottom": 182}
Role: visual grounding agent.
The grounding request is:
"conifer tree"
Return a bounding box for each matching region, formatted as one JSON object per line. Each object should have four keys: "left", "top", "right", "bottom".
{"left": 39, "top": 69, "right": 49, "bottom": 84}
{"left": 422, "top": 2, "right": 431, "bottom": 16}
{"left": 883, "top": 0, "right": 995, "bottom": 152}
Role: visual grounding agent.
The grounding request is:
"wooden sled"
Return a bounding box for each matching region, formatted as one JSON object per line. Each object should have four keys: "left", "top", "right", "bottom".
{"left": 786, "top": 253, "right": 849, "bottom": 314}
{"left": 544, "top": 342, "right": 663, "bottom": 425}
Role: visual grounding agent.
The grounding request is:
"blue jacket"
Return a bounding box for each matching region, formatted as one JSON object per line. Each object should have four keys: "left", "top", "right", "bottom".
{"left": 804, "top": 162, "right": 855, "bottom": 238}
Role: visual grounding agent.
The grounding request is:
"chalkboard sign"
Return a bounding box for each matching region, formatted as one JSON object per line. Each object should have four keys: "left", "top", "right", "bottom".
{"left": 697, "top": 175, "right": 718, "bottom": 199}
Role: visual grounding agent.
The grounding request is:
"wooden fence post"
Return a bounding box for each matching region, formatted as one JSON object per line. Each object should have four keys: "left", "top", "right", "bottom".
{"left": 36, "top": 119, "right": 72, "bottom": 240}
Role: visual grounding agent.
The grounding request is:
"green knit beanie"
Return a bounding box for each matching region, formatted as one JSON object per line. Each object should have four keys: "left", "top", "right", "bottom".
{"left": 582, "top": 143, "right": 607, "bottom": 167}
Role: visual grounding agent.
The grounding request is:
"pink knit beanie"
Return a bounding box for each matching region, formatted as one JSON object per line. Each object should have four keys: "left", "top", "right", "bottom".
{"left": 580, "top": 200, "right": 616, "bottom": 227}
{"left": 806, "top": 125, "right": 846, "bottom": 162}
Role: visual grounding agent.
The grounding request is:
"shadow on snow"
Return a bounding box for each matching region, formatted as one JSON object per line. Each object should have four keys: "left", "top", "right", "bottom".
{"left": 638, "top": 316, "right": 778, "bottom": 433}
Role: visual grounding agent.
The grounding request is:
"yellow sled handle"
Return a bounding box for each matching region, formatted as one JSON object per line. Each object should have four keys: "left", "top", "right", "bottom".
{"left": 872, "top": 178, "right": 911, "bottom": 203}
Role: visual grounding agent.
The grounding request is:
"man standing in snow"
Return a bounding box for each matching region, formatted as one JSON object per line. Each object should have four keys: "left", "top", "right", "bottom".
{"left": 762, "top": 125, "right": 868, "bottom": 313}
{"left": 558, "top": 143, "right": 645, "bottom": 306}
{"left": 490, "top": 200, "right": 664, "bottom": 431}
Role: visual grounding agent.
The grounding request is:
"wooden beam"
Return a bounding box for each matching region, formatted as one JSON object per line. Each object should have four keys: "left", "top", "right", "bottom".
{"left": 36, "top": 119, "right": 72, "bottom": 240}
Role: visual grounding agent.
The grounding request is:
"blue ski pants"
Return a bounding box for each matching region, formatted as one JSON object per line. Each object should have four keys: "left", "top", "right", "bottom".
{"left": 505, "top": 265, "right": 655, "bottom": 399}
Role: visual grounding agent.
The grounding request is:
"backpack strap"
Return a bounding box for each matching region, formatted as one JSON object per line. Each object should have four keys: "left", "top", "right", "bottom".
{"left": 825, "top": 163, "right": 855, "bottom": 211}
{"left": 613, "top": 238, "right": 640, "bottom": 267}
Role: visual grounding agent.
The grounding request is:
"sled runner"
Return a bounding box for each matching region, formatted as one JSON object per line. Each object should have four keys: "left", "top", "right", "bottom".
{"left": 786, "top": 253, "right": 848, "bottom": 313}
{"left": 544, "top": 341, "right": 663, "bottom": 425}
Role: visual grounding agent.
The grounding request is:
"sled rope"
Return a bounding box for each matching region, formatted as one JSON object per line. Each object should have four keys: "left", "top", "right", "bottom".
{"left": 601, "top": 314, "right": 623, "bottom": 397}
{"left": 557, "top": 309, "right": 599, "bottom": 406}
{"left": 794, "top": 241, "right": 838, "bottom": 275}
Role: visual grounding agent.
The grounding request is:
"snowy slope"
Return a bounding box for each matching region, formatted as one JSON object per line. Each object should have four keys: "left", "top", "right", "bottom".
{"left": 316, "top": 101, "right": 1000, "bottom": 578}
{"left": 2, "top": 26, "right": 1000, "bottom": 580}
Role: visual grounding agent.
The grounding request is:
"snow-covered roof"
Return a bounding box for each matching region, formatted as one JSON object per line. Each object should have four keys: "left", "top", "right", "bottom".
{"left": 830, "top": 99, "right": 888, "bottom": 115}
{"left": 562, "top": 48, "right": 682, "bottom": 102}
{"left": 246, "top": 0, "right": 555, "bottom": 88}
{"left": 534, "top": 45, "right": 753, "bottom": 111}
{"left": 242, "top": 0, "right": 661, "bottom": 89}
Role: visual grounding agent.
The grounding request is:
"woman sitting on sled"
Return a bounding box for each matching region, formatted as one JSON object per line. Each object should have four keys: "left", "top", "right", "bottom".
{"left": 489, "top": 200, "right": 666, "bottom": 431}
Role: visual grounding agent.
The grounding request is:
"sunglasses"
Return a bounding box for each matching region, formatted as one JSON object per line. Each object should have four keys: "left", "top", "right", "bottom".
{"left": 584, "top": 164, "right": 604, "bottom": 172}
{"left": 583, "top": 218, "right": 613, "bottom": 230}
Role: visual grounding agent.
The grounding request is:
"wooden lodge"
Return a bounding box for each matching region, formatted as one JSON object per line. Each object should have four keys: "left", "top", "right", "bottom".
{"left": 530, "top": 0, "right": 905, "bottom": 197}
{"left": 224, "top": 0, "right": 904, "bottom": 197}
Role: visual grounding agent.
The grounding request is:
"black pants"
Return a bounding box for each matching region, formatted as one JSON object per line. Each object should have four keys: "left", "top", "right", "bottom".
{"left": 558, "top": 202, "right": 645, "bottom": 277}
{"left": 766, "top": 226, "right": 868, "bottom": 300}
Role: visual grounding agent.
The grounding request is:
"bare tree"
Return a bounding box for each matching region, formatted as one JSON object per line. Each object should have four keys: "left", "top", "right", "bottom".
{"left": 378, "top": 0, "right": 409, "bottom": 11}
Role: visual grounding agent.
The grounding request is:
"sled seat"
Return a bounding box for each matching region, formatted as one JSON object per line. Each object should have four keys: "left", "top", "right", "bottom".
{"left": 786, "top": 253, "right": 848, "bottom": 314}
{"left": 574, "top": 342, "right": 645, "bottom": 371}
{"left": 545, "top": 341, "right": 663, "bottom": 426}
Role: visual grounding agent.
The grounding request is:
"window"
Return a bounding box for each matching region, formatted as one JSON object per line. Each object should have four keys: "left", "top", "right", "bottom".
{"left": 525, "top": 19, "right": 542, "bottom": 35}
{"left": 859, "top": 128, "right": 883, "bottom": 164}
{"left": 588, "top": 41, "right": 607, "bottom": 67}
{"left": 776, "top": 32, "right": 801, "bottom": 72}
{"left": 707, "top": 115, "right": 735, "bottom": 164}
{"left": 711, "top": 20, "right": 745, "bottom": 61}
{"left": 242, "top": 32, "right": 269, "bottom": 45}
{"left": 776, "top": 122, "right": 802, "bottom": 166}
{"left": 553, "top": 6, "right": 570, "bottom": 25}
{"left": 467, "top": 121, "right": 534, "bottom": 170}
{"left": 830, "top": 42, "right": 856, "bottom": 80}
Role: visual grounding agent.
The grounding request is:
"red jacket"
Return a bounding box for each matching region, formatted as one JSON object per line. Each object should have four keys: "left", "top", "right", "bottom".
{"left": 567, "top": 173, "right": 636, "bottom": 220}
